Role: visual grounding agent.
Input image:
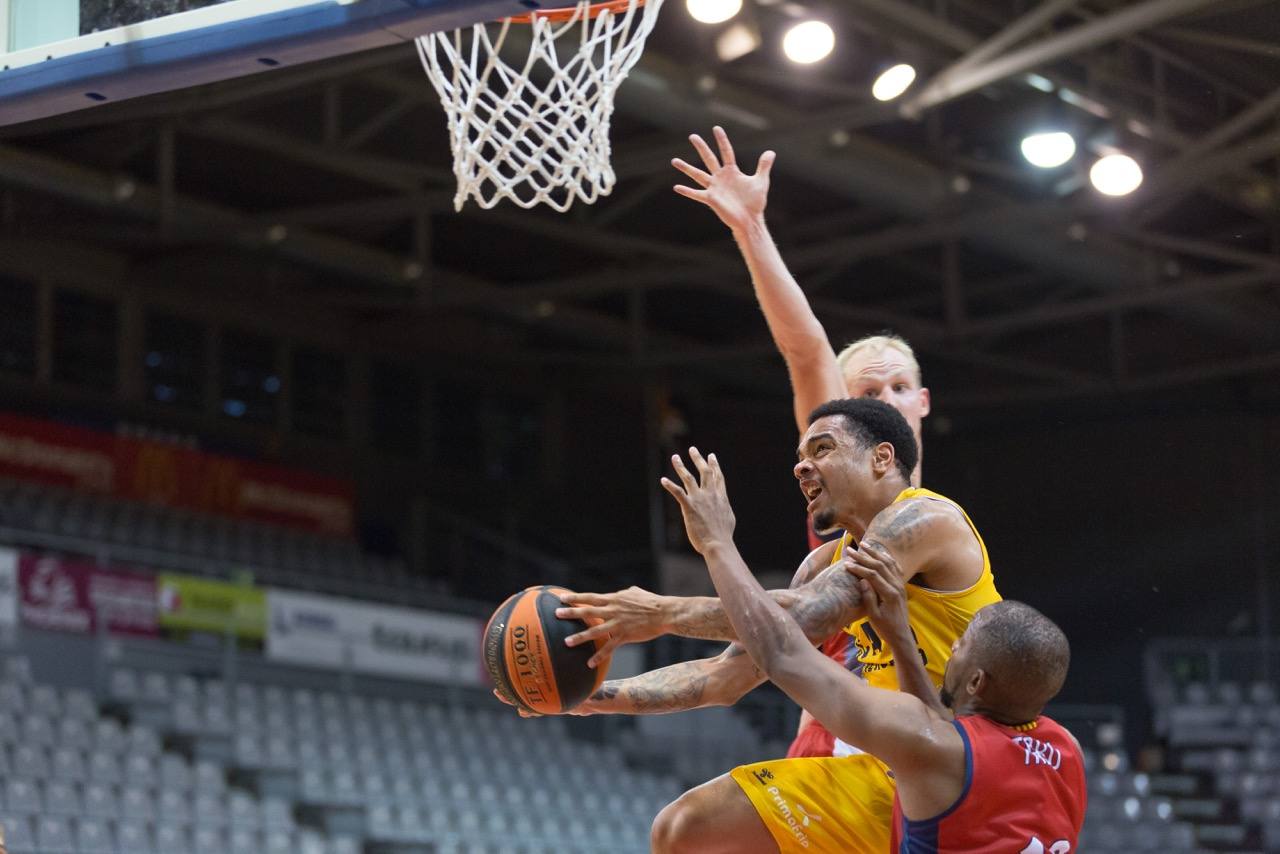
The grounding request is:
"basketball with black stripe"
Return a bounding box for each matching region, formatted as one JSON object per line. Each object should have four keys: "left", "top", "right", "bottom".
{"left": 483, "top": 585, "right": 610, "bottom": 714}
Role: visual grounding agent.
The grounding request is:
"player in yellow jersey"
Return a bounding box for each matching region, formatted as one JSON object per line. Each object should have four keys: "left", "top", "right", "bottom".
{"left": 522, "top": 398, "right": 1001, "bottom": 853}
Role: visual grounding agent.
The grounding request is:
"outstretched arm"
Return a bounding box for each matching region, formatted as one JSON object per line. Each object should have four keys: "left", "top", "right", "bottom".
{"left": 559, "top": 537, "right": 855, "bottom": 667}
{"left": 662, "top": 449, "right": 955, "bottom": 776}
{"left": 578, "top": 643, "right": 764, "bottom": 715}
{"left": 673, "top": 127, "right": 846, "bottom": 432}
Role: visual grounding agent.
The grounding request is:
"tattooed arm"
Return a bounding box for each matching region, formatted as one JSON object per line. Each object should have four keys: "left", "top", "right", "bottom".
{"left": 570, "top": 540, "right": 834, "bottom": 716}
{"left": 566, "top": 498, "right": 961, "bottom": 649}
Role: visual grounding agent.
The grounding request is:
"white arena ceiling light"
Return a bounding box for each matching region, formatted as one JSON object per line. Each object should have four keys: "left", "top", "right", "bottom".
{"left": 1090, "top": 153, "right": 1143, "bottom": 196}
{"left": 783, "top": 20, "right": 835, "bottom": 64}
{"left": 1020, "top": 131, "right": 1076, "bottom": 168}
{"left": 686, "top": 0, "right": 743, "bottom": 24}
{"left": 872, "top": 64, "right": 916, "bottom": 101}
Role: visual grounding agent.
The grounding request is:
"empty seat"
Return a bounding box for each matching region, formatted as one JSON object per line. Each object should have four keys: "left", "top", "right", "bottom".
{"left": 76, "top": 817, "right": 115, "bottom": 854}
{"left": 0, "top": 683, "right": 26, "bottom": 713}
{"left": 154, "top": 823, "right": 191, "bottom": 852}
{"left": 82, "top": 782, "right": 117, "bottom": 818}
{"left": 193, "top": 825, "right": 225, "bottom": 854}
{"left": 42, "top": 781, "right": 81, "bottom": 815}
{"left": 194, "top": 760, "right": 226, "bottom": 794}
{"left": 115, "top": 820, "right": 155, "bottom": 854}
{"left": 93, "top": 720, "right": 126, "bottom": 754}
{"left": 0, "top": 815, "right": 35, "bottom": 852}
{"left": 195, "top": 791, "right": 228, "bottom": 826}
{"left": 50, "top": 747, "right": 86, "bottom": 781}
{"left": 109, "top": 670, "right": 141, "bottom": 703}
{"left": 9, "top": 744, "right": 45, "bottom": 779}
{"left": 87, "top": 750, "right": 122, "bottom": 783}
{"left": 261, "top": 797, "right": 294, "bottom": 830}
{"left": 228, "top": 827, "right": 259, "bottom": 854}
{"left": 34, "top": 814, "right": 75, "bottom": 853}
{"left": 120, "top": 785, "right": 155, "bottom": 821}
{"left": 226, "top": 790, "right": 258, "bottom": 827}
{"left": 56, "top": 718, "right": 93, "bottom": 750}
{"left": 4, "top": 779, "right": 41, "bottom": 813}
{"left": 160, "top": 754, "right": 193, "bottom": 790}
{"left": 159, "top": 788, "right": 192, "bottom": 825}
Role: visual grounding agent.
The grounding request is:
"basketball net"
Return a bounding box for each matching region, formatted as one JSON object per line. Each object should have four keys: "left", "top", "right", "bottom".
{"left": 416, "top": 0, "right": 664, "bottom": 213}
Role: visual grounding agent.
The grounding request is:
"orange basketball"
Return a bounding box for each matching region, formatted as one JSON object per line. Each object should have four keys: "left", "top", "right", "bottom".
{"left": 483, "top": 585, "right": 610, "bottom": 714}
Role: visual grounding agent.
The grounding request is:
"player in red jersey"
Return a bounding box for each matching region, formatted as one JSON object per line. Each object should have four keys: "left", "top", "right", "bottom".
{"left": 658, "top": 448, "right": 1085, "bottom": 854}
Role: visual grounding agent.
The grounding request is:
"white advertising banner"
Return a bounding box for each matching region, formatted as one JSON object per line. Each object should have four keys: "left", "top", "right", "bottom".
{"left": 0, "top": 548, "right": 17, "bottom": 629}
{"left": 267, "top": 589, "right": 484, "bottom": 685}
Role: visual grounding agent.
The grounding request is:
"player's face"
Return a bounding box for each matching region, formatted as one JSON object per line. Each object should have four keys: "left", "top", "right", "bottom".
{"left": 940, "top": 626, "right": 977, "bottom": 710}
{"left": 842, "top": 349, "right": 930, "bottom": 445}
{"left": 794, "top": 416, "right": 874, "bottom": 534}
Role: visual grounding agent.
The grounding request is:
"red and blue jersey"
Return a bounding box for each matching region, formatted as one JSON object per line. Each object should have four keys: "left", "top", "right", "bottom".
{"left": 891, "top": 715, "right": 1086, "bottom": 853}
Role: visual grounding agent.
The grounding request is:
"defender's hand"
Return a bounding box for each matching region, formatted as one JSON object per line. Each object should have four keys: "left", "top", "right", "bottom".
{"left": 660, "top": 447, "right": 736, "bottom": 556}
{"left": 845, "top": 541, "right": 912, "bottom": 644}
{"left": 672, "top": 126, "right": 776, "bottom": 233}
{"left": 557, "top": 586, "right": 667, "bottom": 668}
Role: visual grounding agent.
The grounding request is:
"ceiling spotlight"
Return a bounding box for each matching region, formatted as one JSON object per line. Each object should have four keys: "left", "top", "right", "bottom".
{"left": 1020, "top": 131, "right": 1076, "bottom": 169}
{"left": 782, "top": 20, "right": 835, "bottom": 65}
{"left": 686, "top": 0, "right": 742, "bottom": 25}
{"left": 1090, "top": 153, "right": 1143, "bottom": 196}
{"left": 872, "top": 64, "right": 916, "bottom": 101}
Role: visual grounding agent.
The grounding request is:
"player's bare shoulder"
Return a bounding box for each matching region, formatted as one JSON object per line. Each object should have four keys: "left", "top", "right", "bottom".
{"left": 863, "top": 497, "right": 982, "bottom": 589}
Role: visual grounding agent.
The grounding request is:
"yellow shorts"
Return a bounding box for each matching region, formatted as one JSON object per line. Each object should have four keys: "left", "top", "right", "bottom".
{"left": 730, "top": 753, "right": 896, "bottom": 854}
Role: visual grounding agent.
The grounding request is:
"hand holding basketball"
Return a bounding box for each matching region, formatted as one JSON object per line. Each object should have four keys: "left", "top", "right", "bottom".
{"left": 660, "top": 447, "right": 736, "bottom": 556}
{"left": 672, "top": 126, "right": 776, "bottom": 232}
{"left": 557, "top": 586, "right": 668, "bottom": 667}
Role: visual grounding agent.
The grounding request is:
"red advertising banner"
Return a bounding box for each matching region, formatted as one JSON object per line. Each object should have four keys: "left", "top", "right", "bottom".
{"left": 0, "top": 413, "right": 354, "bottom": 535}
{"left": 18, "top": 554, "right": 158, "bottom": 637}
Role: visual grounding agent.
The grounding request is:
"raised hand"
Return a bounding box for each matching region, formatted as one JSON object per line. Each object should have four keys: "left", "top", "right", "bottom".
{"left": 672, "top": 126, "right": 776, "bottom": 233}
{"left": 660, "top": 447, "right": 736, "bottom": 556}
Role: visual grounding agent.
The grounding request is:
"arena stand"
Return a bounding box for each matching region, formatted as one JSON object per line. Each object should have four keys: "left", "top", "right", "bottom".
{"left": 0, "top": 464, "right": 1221, "bottom": 853}
{"left": 1143, "top": 638, "right": 1280, "bottom": 854}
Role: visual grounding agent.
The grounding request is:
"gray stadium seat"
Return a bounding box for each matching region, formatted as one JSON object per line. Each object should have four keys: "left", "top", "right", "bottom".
{"left": 49, "top": 748, "right": 86, "bottom": 782}
{"left": 159, "top": 788, "right": 192, "bottom": 825}
{"left": 194, "top": 790, "right": 228, "bottom": 826}
{"left": 0, "top": 815, "right": 35, "bottom": 853}
{"left": 55, "top": 719, "right": 92, "bottom": 751}
{"left": 10, "top": 747, "right": 47, "bottom": 781}
{"left": 226, "top": 790, "right": 258, "bottom": 827}
{"left": 228, "top": 827, "right": 259, "bottom": 854}
{"left": 114, "top": 820, "right": 154, "bottom": 854}
{"left": 263, "top": 829, "right": 295, "bottom": 854}
{"left": 193, "top": 825, "right": 225, "bottom": 854}
{"left": 155, "top": 823, "right": 191, "bottom": 852}
{"left": 261, "top": 797, "right": 295, "bottom": 831}
{"left": 119, "top": 785, "right": 155, "bottom": 821}
{"left": 42, "top": 781, "right": 80, "bottom": 815}
{"left": 194, "top": 760, "right": 226, "bottom": 794}
{"left": 34, "top": 815, "right": 75, "bottom": 854}
{"left": 0, "top": 712, "right": 19, "bottom": 744}
{"left": 81, "top": 782, "right": 117, "bottom": 818}
{"left": 75, "top": 817, "right": 114, "bottom": 854}
{"left": 4, "top": 780, "right": 41, "bottom": 814}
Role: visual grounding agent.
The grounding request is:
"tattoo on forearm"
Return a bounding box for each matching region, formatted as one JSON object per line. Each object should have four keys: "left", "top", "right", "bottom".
{"left": 787, "top": 566, "right": 863, "bottom": 642}
{"left": 594, "top": 662, "right": 710, "bottom": 712}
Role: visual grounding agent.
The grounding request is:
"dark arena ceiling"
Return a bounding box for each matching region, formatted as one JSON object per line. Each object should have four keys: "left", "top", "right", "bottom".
{"left": 1, "top": 0, "right": 1278, "bottom": 412}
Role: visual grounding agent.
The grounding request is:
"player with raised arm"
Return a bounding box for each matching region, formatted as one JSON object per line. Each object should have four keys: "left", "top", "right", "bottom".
{"left": 658, "top": 446, "right": 1085, "bottom": 854}
{"left": 558, "top": 127, "right": 935, "bottom": 756}
{"left": 502, "top": 399, "right": 1002, "bottom": 852}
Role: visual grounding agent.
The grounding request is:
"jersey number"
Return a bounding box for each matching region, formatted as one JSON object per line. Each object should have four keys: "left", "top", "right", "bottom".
{"left": 1020, "top": 837, "right": 1070, "bottom": 854}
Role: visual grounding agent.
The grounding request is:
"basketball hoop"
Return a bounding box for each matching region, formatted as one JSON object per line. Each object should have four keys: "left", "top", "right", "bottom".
{"left": 416, "top": 0, "right": 664, "bottom": 212}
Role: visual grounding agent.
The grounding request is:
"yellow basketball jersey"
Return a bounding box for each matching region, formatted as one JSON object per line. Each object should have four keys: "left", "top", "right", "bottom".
{"left": 832, "top": 487, "right": 1001, "bottom": 693}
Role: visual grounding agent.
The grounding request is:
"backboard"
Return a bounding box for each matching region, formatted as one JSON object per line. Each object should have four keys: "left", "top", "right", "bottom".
{"left": 0, "top": 0, "right": 534, "bottom": 127}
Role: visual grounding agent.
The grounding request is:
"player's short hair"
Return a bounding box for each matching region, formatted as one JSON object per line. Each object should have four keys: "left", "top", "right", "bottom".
{"left": 836, "top": 332, "right": 923, "bottom": 387}
{"left": 807, "top": 398, "right": 919, "bottom": 482}
{"left": 972, "top": 601, "right": 1070, "bottom": 710}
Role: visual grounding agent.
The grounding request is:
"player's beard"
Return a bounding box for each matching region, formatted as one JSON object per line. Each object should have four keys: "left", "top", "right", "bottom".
{"left": 812, "top": 507, "right": 839, "bottom": 535}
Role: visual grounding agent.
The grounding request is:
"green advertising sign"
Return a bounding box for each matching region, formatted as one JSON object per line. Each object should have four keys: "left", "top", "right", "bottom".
{"left": 157, "top": 573, "right": 265, "bottom": 640}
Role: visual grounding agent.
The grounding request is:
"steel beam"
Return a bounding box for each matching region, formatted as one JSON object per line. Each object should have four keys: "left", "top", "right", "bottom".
{"left": 901, "top": 0, "right": 1225, "bottom": 116}
{"left": 926, "top": 0, "right": 1082, "bottom": 84}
